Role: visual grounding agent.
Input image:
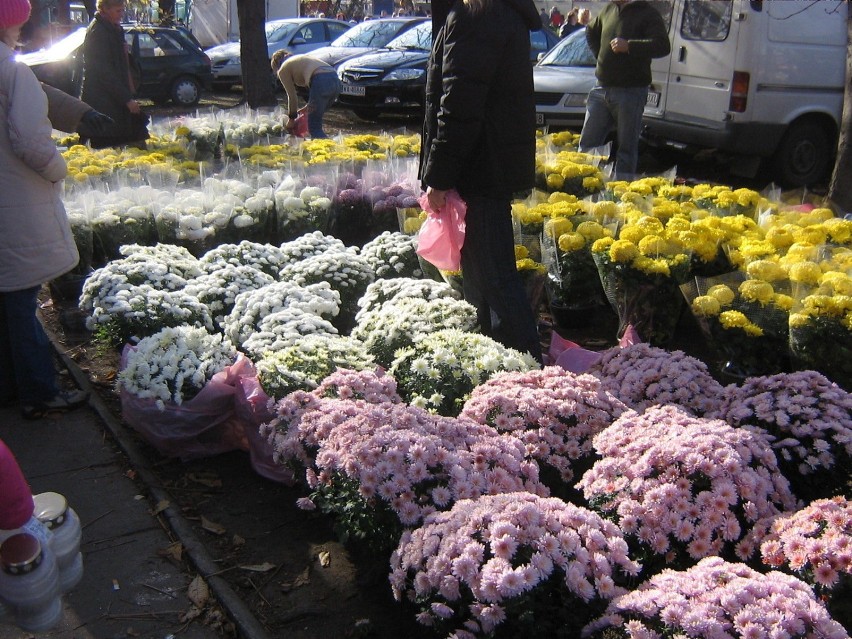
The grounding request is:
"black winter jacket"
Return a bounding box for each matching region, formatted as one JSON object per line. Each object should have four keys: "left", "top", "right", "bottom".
{"left": 419, "top": 0, "right": 542, "bottom": 199}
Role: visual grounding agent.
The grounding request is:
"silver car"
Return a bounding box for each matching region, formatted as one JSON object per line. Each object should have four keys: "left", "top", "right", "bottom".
{"left": 533, "top": 28, "right": 597, "bottom": 129}
{"left": 206, "top": 17, "right": 351, "bottom": 90}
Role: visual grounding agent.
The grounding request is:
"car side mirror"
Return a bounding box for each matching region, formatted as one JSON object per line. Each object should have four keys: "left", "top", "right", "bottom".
{"left": 537, "top": 52, "right": 546, "bottom": 63}
{"left": 291, "top": 37, "right": 307, "bottom": 45}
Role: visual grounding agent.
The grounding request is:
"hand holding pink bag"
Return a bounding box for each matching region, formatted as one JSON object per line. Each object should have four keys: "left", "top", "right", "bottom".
{"left": 415, "top": 190, "right": 467, "bottom": 271}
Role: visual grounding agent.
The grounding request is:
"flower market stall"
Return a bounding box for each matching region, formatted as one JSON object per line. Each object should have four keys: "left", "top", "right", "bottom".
{"left": 51, "top": 107, "right": 852, "bottom": 637}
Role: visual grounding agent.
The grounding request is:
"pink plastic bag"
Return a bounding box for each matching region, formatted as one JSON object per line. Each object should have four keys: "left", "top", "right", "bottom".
{"left": 415, "top": 190, "right": 466, "bottom": 271}
{"left": 0, "top": 438, "right": 34, "bottom": 529}
{"left": 548, "top": 324, "right": 644, "bottom": 373}
{"left": 233, "top": 364, "right": 296, "bottom": 485}
{"left": 292, "top": 112, "right": 308, "bottom": 137}
{"left": 120, "top": 346, "right": 251, "bottom": 461}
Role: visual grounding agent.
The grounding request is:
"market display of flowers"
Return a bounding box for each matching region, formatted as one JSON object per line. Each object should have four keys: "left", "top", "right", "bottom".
{"left": 64, "top": 115, "right": 852, "bottom": 636}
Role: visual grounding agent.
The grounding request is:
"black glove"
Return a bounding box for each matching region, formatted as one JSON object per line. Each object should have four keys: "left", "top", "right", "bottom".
{"left": 79, "top": 110, "right": 114, "bottom": 136}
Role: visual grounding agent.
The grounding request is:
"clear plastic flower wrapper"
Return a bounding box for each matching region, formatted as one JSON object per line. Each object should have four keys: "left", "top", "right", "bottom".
{"left": 328, "top": 169, "right": 374, "bottom": 247}
{"left": 682, "top": 271, "right": 792, "bottom": 381}
{"left": 583, "top": 556, "right": 847, "bottom": 639}
{"left": 362, "top": 160, "right": 420, "bottom": 240}
{"left": 535, "top": 148, "right": 607, "bottom": 199}
{"left": 174, "top": 116, "right": 225, "bottom": 161}
{"left": 118, "top": 326, "right": 250, "bottom": 460}
{"left": 592, "top": 232, "right": 692, "bottom": 346}
{"left": 514, "top": 245, "right": 548, "bottom": 313}
{"left": 85, "top": 189, "right": 161, "bottom": 264}
{"left": 788, "top": 260, "right": 852, "bottom": 390}
{"left": 274, "top": 171, "right": 335, "bottom": 242}
{"left": 390, "top": 492, "right": 641, "bottom": 638}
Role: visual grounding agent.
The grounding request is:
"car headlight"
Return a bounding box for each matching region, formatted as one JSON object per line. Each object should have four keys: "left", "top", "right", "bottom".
{"left": 562, "top": 93, "right": 588, "bottom": 107}
{"left": 384, "top": 68, "right": 424, "bottom": 82}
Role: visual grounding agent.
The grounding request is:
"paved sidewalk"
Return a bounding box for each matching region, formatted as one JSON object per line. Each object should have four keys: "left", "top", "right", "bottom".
{"left": 0, "top": 341, "right": 270, "bottom": 639}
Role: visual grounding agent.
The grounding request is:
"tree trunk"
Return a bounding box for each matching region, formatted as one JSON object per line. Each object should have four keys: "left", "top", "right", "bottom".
{"left": 828, "top": 14, "right": 852, "bottom": 213}
{"left": 237, "top": 0, "right": 278, "bottom": 108}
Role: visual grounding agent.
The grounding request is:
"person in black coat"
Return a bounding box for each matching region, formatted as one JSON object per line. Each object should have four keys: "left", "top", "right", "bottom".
{"left": 420, "top": 0, "right": 543, "bottom": 364}
{"left": 80, "top": 0, "right": 148, "bottom": 148}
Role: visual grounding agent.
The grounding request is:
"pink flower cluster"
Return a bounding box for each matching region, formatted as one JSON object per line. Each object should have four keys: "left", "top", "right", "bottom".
{"left": 390, "top": 492, "right": 641, "bottom": 636}
{"left": 583, "top": 556, "right": 848, "bottom": 639}
{"left": 759, "top": 497, "right": 852, "bottom": 590}
{"left": 307, "top": 403, "right": 546, "bottom": 526}
{"left": 459, "top": 367, "right": 629, "bottom": 483}
{"left": 589, "top": 344, "right": 724, "bottom": 416}
{"left": 578, "top": 405, "right": 798, "bottom": 564}
{"left": 709, "top": 371, "right": 852, "bottom": 494}
{"left": 261, "top": 368, "right": 402, "bottom": 470}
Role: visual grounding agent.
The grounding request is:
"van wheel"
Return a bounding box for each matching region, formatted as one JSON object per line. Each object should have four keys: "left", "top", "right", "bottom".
{"left": 773, "top": 120, "right": 832, "bottom": 188}
{"left": 171, "top": 76, "right": 201, "bottom": 107}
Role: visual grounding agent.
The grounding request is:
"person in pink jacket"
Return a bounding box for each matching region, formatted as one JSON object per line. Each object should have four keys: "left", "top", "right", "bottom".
{"left": 0, "top": 0, "right": 89, "bottom": 419}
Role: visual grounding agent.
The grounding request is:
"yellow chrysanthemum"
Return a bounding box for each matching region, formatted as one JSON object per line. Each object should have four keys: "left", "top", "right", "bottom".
{"left": 788, "top": 261, "right": 822, "bottom": 285}
{"left": 708, "top": 284, "right": 736, "bottom": 306}
{"left": 637, "top": 235, "right": 670, "bottom": 257}
{"left": 592, "top": 237, "right": 615, "bottom": 253}
{"left": 633, "top": 256, "right": 671, "bottom": 277}
{"left": 739, "top": 279, "right": 775, "bottom": 305}
{"left": 544, "top": 217, "right": 573, "bottom": 239}
{"left": 575, "top": 220, "right": 608, "bottom": 242}
{"left": 745, "top": 259, "right": 787, "bottom": 282}
{"left": 608, "top": 239, "right": 640, "bottom": 263}
{"left": 823, "top": 217, "right": 852, "bottom": 244}
{"left": 558, "top": 232, "right": 586, "bottom": 253}
{"left": 794, "top": 225, "right": 829, "bottom": 246}
{"left": 515, "top": 245, "right": 530, "bottom": 260}
{"left": 719, "top": 310, "right": 763, "bottom": 336}
{"left": 546, "top": 173, "right": 565, "bottom": 190}
{"left": 774, "top": 294, "right": 794, "bottom": 311}
{"left": 592, "top": 200, "right": 620, "bottom": 220}
{"left": 692, "top": 295, "right": 721, "bottom": 317}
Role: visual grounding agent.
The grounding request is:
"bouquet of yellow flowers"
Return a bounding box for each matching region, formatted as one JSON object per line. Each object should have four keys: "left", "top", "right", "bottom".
{"left": 683, "top": 273, "right": 792, "bottom": 381}
{"left": 592, "top": 217, "right": 691, "bottom": 345}
{"left": 535, "top": 150, "right": 605, "bottom": 198}
{"left": 789, "top": 267, "right": 852, "bottom": 390}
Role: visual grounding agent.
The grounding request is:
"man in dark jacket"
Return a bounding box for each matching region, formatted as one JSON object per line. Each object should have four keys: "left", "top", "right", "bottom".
{"left": 579, "top": 0, "right": 670, "bottom": 177}
{"left": 420, "top": 0, "right": 543, "bottom": 364}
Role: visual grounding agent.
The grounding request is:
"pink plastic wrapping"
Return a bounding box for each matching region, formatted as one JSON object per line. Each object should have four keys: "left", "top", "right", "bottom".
{"left": 415, "top": 190, "right": 467, "bottom": 271}
{"left": 548, "top": 324, "right": 642, "bottom": 372}
{"left": 0, "top": 438, "right": 34, "bottom": 529}
{"left": 233, "top": 365, "right": 296, "bottom": 485}
{"left": 120, "top": 347, "right": 251, "bottom": 460}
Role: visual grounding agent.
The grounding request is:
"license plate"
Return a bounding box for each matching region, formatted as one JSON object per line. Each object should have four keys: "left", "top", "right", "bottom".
{"left": 647, "top": 91, "right": 660, "bottom": 107}
{"left": 535, "top": 113, "right": 544, "bottom": 125}
{"left": 341, "top": 85, "right": 365, "bottom": 97}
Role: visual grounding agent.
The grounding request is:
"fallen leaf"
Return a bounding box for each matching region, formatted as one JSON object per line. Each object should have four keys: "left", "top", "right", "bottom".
{"left": 179, "top": 605, "right": 203, "bottom": 623}
{"left": 187, "top": 576, "right": 209, "bottom": 608}
{"left": 151, "top": 500, "right": 170, "bottom": 516}
{"left": 280, "top": 567, "right": 310, "bottom": 593}
{"left": 187, "top": 472, "right": 222, "bottom": 488}
{"left": 239, "top": 562, "right": 276, "bottom": 573}
{"left": 125, "top": 470, "right": 137, "bottom": 480}
{"left": 158, "top": 541, "right": 183, "bottom": 562}
{"left": 232, "top": 534, "right": 245, "bottom": 547}
{"left": 318, "top": 550, "right": 331, "bottom": 567}
{"left": 201, "top": 516, "right": 226, "bottom": 535}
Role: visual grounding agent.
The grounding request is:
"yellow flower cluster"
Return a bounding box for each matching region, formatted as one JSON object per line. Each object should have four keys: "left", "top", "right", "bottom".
{"left": 718, "top": 310, "right": 764, "bottom": 336}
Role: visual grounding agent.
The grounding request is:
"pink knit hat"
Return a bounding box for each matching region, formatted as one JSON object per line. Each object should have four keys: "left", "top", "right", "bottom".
{"left": 0, "top": 0, "right": 31, "bottom": 29}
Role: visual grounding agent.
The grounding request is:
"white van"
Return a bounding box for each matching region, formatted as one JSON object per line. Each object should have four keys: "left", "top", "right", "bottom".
{"left": 641, "top": 0, "right": 847, "bottom": 187}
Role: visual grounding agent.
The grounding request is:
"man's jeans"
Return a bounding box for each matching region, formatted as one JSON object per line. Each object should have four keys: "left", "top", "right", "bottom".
{"left": 307, "top": 71, "right": 341, "bottom": 139}
{"left": 459, "top": 194, "right": 543, "bottom": 364}
{"left": 0, "top": 286, "right": 58, "bottom": 404}
{"left": 579, "top": 85, "right": 648, "bottom": 179}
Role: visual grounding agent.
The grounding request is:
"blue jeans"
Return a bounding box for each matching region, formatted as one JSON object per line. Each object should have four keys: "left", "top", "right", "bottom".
{"left": 0, "top": 286, "right": 59, "bottom": 404}
{"left": 459, "top": 194, "right": 543, "bottom": 364}
{"left": 307, "top": 71, "right": 341, "bottom": 139}
{"left": 579, "top": 85, "right": 648, "bottom": 179}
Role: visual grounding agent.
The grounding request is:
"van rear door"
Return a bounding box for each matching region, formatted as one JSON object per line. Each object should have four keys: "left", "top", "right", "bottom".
{"left": 646, "top": 0, "right": 739, "bottom": 131}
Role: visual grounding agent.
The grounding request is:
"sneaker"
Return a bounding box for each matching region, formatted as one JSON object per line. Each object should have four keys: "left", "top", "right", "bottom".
{"left": 21, "top": 390, "right": 89, "bottom": 420}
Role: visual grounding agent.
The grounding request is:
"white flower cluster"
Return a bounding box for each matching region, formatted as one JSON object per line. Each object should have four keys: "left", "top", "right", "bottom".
{"left": 184, "top": 264, "right": 274, "bottom": 329}
{"left": 241, "top": 308, "right": 339, "bottom": 361}
{"left": 278, "top": 231, "right": 346, "bottom": 266}
{"left": 355, "top": 277, "right": 459, "bottom": 323}
{"left": 274, "top": 176, "right": 334, "bottom": 239}
{"left": 219, "top": 108, "right": 286, "bottom": 147}
{"left": 119, "top": 326, "right": 236, "bottom": 409}
{"left": 360, "top": 231, "right": 423, "bottom": 279}
{"left": 280, "top": 248, "right": 376, "bottom": 313}
{"left": 224, "top": 280, "right": 341, "bottom": 348}
{"left": 351, "top": 297, "right": 479, "bottom": 368}
{"left": 118, "top": 243, "right": 205, "bottom": 279}
{"left": 199, "top": 241, "right": 287, "bottom": 278}
{"left": 255, "top": 334, "right": 375, "bottom": 399}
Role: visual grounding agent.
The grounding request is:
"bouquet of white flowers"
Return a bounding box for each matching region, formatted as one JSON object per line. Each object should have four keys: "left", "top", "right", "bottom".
{"left": 183, "top": 264, "right": 274, "bottom": 330}
{"left": 241, "top": 308, "right": 339, "bottom": 361}
{"left": 279, "top": 231, "right": 347, "bottom": 267}
{"left": 198, "top": 241, "right": 287, "bottom": 278}
{"left": 275, "top": 177, "right": 334, "bottom": 242}
{"left": 360, "top": 231, "right": 423, "bottom": 280}
{"left": 355, "top": 277, "right": 459, "bottom": 323}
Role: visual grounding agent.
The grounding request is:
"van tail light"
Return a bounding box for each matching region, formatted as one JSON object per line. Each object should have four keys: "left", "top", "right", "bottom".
{"left": 729, "top": 71, "right": 749, "bottom": 112}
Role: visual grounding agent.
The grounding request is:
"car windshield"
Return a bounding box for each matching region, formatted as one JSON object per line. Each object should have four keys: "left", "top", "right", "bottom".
{"left": 538, "top": 28, "right": 595, "bottom": 67}
{"left": 330, "top": 19, "right": 409, "bottom": 48}
{"left": 265, "top": 21, "right": 298, "bottom": 43}
{"left": 385, "top": 21, "right": 431, "bottom": 51}
{"left": 37, "top": 27, "right": 86, "bottom": 57}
